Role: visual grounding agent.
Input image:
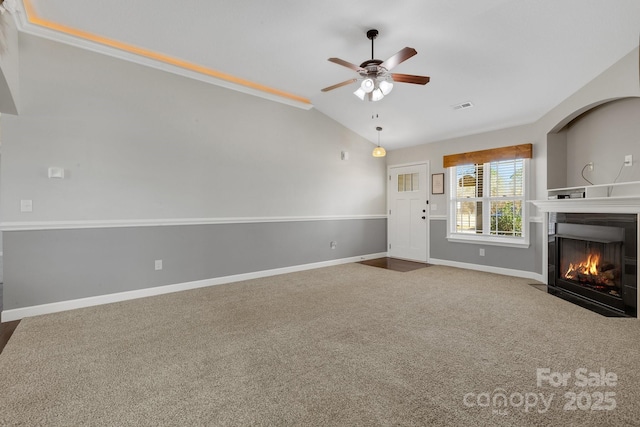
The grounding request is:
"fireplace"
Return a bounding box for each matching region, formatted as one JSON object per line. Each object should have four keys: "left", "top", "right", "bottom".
{"left": 548, "top": 213, "right": 637, "bottom": 317}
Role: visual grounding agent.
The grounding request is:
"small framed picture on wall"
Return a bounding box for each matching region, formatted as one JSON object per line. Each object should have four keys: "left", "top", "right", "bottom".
{"left": 432, "top": 173, "right": 444, "bottom": 195}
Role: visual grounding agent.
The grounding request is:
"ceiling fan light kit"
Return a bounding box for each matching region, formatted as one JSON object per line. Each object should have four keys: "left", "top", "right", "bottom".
{"left": 322, "top": 28, "right": 430, "bottom": 102}
{"left": 353, "top": 78, "right": 392, "bottom": 101}
{"left": 361, "top": 78, "right": 375, "bottom": 93}
{"left": 379, "top": 80, "right": 393, "bottom": 95}
{"left": 370, "top": 88, "right": 384, "bottom": 102}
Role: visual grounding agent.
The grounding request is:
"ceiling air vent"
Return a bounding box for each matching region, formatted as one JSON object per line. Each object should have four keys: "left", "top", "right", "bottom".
{"left": 453, "top": 101, "right": 474, "bottom": 111}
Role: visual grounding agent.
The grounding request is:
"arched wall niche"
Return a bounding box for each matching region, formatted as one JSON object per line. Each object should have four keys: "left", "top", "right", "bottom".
{"left": 546, "top": 96, "right": 640, "bottom": 190}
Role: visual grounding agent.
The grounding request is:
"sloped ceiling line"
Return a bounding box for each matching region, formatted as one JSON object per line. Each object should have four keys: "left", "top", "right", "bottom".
{"left": 15, "top": 0, "right": 313, "bottom": 110}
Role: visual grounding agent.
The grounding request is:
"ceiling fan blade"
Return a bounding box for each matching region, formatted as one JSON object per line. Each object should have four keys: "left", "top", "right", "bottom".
{"left": 328, "top": 58, "right": 364, "bottom": 72}
{"left": 381, "top": 47, "right": 417, "bottom": 71}
{"left": 321, "top": 78, "right": 358, "bottom": 92}
{"left": 391, "top": 73, "right": 430, "bottom": 85}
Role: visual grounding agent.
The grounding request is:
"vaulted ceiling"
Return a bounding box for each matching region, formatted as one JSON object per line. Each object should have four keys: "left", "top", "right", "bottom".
{"left": 13, "top": 0, "right": 640, "bottom": 150}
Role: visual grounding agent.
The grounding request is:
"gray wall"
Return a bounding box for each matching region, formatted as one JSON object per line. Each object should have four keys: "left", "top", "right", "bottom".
{"left": 0, "top": 12, "right": 19, "bottom": 115}
{"left": 1, "top": 33, "right": 387, "bottom": 312}
{"left": 430, "top": 220, "right": 542, "bottom": 273}
{"left": 388, "top": 47, "right": 640, "bottom": 276}
{"left": 565, "top": 97, "right": 640, "bottom": 187}
{"left": 2, "top": 34, "right": 386, "bottom": 222}
{"left": 3, "top": 219, "right": 386, "bottom": 309}
{"left": 388, "top": 123, "right": 544, "bottom": 274}
{"left": 546, "top": 132, "right": 567, "bottom": 190}
{"left": 387, "top": 123, "right": 537, "bottom": 218}
{"left": 1, "top": 31, "right": 638, "bottom": 312}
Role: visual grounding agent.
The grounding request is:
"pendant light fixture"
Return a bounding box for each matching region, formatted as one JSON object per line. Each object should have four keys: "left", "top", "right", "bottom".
{"left": 372, "top": 126, "right": 386, "bottom": 157}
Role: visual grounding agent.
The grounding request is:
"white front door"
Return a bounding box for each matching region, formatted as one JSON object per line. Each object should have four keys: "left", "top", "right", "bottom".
{"left": 388, "top": 163, "right": 429, "bottom": 262}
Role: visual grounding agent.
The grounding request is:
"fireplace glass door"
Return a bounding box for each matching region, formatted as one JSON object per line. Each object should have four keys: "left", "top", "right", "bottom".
{"left": 558, "top": 237, "right": 623, "bottom": 299}
{"left": 548, "top": 213, "right": 636, "bottom": 317}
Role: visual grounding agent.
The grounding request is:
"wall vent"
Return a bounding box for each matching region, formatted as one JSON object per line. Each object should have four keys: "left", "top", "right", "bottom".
{"left": 453, "top": 101, "right": 474, "bottom": 110}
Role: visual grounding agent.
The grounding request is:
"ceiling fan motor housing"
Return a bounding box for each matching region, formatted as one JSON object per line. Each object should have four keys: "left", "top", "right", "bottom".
{"left": 360, "top": 59, "right": 386, "bottom": 77}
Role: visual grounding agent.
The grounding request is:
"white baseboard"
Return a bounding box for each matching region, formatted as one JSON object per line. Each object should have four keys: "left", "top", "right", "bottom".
{"left": 428, "top": 258, "right": 545, "bottom": 283}
{"left": 1, "top": 252, "right": 387, "bottom": 322}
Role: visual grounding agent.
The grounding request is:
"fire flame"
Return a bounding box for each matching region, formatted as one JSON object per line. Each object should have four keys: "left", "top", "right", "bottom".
{"left": 564, "top": 253, "right": 600, "bottom": 279}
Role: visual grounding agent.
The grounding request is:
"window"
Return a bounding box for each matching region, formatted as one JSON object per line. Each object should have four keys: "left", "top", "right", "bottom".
{"left": 398, "top": 173, "right": 420, "bottom": 192}
{"left": 448, "top": 158, "right": 527, "bottom": 246}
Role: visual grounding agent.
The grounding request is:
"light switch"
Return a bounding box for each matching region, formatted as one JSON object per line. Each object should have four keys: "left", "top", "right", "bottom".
{"left": 48, "top": 167, "right": 65, "bottom": 179}
{"left": 20, "top": 199, "right": 33, "bottom": 212}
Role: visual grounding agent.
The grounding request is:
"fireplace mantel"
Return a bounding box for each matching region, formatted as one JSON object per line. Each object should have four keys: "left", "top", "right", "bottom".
{"left": 531, "top": 197, "right": 640, "bottom": 214}
{"left": 532, "top": 181, "right": 640, "bottom": 214}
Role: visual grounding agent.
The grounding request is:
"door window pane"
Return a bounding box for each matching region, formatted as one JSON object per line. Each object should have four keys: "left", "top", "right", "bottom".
{"left": 398, "top": 173, "right": 420, "bottom": 192}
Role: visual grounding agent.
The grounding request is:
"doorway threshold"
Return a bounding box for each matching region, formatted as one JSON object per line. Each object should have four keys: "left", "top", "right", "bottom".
{"left": 358, "top": 257, "right": 430, "bottom": 272}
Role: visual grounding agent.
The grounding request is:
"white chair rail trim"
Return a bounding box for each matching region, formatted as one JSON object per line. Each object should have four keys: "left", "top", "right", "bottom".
{"left": 0, "top": 215, "right": 388, "bottom": 232}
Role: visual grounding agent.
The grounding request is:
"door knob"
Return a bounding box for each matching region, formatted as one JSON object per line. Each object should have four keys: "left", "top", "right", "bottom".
{"left": 421, "top": 216, "right": 426, "bottom": 219}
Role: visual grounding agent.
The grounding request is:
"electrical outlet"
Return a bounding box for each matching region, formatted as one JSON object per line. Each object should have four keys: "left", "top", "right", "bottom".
{"left": 330, "top": 241, "right": 337, "bottom": 249}
{"left": 587, "top": 162, "right": 594, "bottom": 171}
{"left": 624, "top": 155, "right": 632, "bottom": 167}
{"left": 20, "top": 199, "right": 33, "bottom": 212}
{"left": 155, "top": 260, "right": 163, "bottom": 270}
{"left": 479, "top": 248, "right": 485, "bottom": 257}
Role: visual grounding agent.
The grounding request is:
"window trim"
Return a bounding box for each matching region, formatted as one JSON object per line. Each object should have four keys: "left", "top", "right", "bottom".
{"left": 446, "top": 158, "right": 530, "bottom": 248}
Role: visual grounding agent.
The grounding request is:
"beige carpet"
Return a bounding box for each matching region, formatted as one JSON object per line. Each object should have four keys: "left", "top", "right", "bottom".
{"left": 1, "top": 264, "right": 639, "bottom": 426}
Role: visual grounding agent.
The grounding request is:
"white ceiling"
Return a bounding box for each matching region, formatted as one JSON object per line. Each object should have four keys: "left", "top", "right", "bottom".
{"left": 20, "top": 0, "right": 640, "bottom": 150}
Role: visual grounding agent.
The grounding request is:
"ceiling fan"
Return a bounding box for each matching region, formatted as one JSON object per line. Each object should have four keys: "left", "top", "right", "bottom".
{"left": 321, "top": 29, "right": 430, "bottom": 101}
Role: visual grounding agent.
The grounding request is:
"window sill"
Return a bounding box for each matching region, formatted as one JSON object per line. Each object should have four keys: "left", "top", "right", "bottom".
{"left": 446, "top": 234, "right": 530, "bottom": 248}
